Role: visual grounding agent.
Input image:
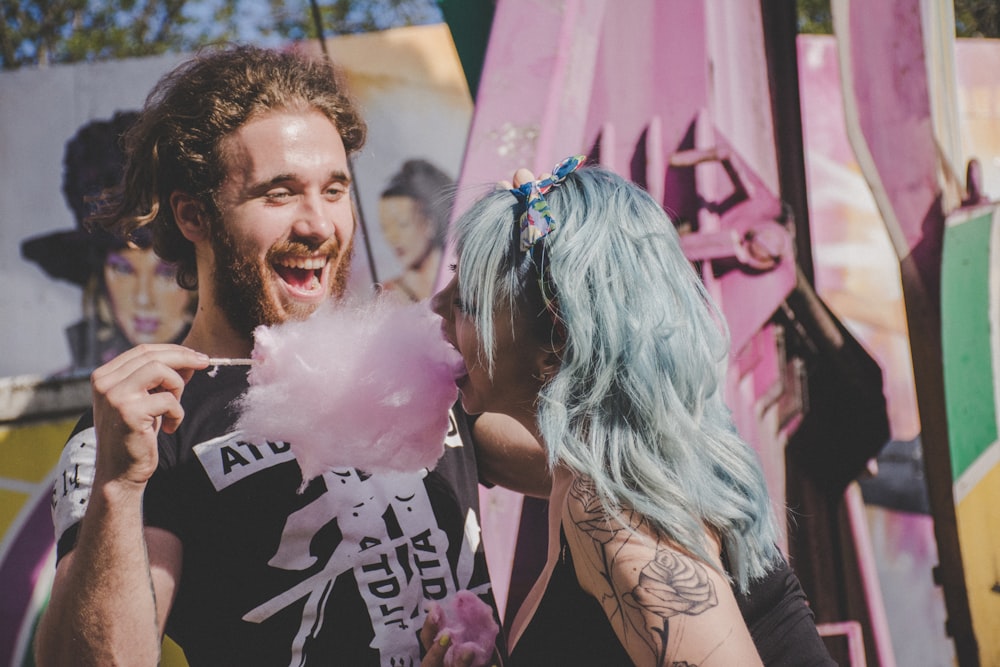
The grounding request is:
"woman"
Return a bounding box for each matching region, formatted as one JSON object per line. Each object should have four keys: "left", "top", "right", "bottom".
{"left": 377, "top": 158, "right": 454, "bottom": 302}
{"left": 99, "top": 233, "right": 194, "bottom": 349}
{"left": 21, "top": 112, "right": 195, "bottom": 374}
{"left": 429, "top": 157, "right": 833, "bottom": 666}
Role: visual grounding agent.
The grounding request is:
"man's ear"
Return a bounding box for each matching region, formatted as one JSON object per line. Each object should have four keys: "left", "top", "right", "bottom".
{"left": 170, "top": 191, "right": 208, "bottom": 242}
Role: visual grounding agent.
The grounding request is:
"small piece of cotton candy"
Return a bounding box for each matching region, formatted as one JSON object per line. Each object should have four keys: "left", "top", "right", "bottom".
{"left": 427, "top": 590, "right": 499, "bottom": 667}
{"left": 233, "top": 297, "right": 464, "bottom": 481}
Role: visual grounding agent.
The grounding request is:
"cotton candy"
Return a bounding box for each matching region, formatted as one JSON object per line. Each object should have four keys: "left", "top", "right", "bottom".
{"left": 233, "top": 297, "right": 464, "bottom": 481}
{"left": 427, "top": 590, "right": 500, "bottom": 667}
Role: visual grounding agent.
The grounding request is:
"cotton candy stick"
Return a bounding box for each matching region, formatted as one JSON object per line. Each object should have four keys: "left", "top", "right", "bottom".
{"left": 207, "top": 358, "right": 254, "bottom": 366}
{"left": 232, "top": 296, "right": 465, "bottom": 482}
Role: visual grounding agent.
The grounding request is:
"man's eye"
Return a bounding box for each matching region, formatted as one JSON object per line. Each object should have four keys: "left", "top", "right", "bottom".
{"left": 265, "top": 190, "right": 292, "bottom": 200}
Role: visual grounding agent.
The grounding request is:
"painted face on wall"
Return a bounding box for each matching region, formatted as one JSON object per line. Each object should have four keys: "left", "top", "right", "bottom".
{"left": 103, "top": 247, "right": 193, "bottom": 345}
{"left": 431, "top": 271, "right": 546, "bottom": 419}
{"left": 378, "top": 195, "right": 434, "bottom": 270}
{"left": 210, "top": 108, "right": 356, "bottom": 335}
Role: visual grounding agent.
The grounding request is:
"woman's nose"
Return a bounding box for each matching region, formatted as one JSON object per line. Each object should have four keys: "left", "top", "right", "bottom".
{"left": 430, "top": 276, "right": 457, "bottom": 319}
{"left": 134, "top": 273, "right": 153, "bottom": 307}
{"left": 430, "top": 287, "right": 447, "bottom": 318}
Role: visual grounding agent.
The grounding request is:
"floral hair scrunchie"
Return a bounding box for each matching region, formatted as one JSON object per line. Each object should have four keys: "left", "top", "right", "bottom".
{"left": 509, "top": 155, "right": 586, "bottom": 314}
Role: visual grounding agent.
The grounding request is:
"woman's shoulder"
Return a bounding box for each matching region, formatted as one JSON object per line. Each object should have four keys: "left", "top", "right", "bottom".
{"left": 558, "top": 474, "right": 762, "bottom": 666}
{"left": 560, "top": 474, "right": 722, "bottom": 592}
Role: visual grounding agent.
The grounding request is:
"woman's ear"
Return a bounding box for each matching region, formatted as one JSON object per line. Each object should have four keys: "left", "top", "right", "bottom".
{"left": 170, "top": 191, "right": 208, "bottom": 242}
{"left": 536, "top": 332, "right": 565, "bottom": 383}
{"left": 538, "top": 349, "right": 561, "bottom": 382}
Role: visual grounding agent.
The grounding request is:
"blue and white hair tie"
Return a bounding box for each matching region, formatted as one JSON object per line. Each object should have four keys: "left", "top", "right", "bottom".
{"left": 511, "top": 155, "right": 587, "bottom": 252}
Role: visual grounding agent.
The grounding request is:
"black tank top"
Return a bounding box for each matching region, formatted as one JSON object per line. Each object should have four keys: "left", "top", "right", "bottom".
{"left": 510, "top": 527, "right": 836, "bottom": 666}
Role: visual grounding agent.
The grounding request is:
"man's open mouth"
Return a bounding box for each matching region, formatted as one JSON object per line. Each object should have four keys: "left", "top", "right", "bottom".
{"left": 273, "top": 256, "right": 327, "bottom": 293}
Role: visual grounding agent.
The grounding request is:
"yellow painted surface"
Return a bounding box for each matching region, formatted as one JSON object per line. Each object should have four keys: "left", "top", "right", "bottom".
{"left": 0, "top": 487, "right": 29, "bottom": 536}
{"left": 161, "top": 636, "right": 189, "bottom": 666}
{"left": 955, "top": 462, "right": 1000, "bottom": 665}
{"left": 0, "top": 419, "right": 76, "bottom": 482}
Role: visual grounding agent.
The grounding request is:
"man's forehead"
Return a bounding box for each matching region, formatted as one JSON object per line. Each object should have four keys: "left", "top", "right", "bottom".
{"left": 217, "top": 109, "right": 349, "bottom": 185}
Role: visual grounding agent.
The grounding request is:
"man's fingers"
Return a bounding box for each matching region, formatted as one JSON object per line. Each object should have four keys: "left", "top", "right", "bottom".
{"left": 91, "top": 345, "right": 209, "bottom": 439}
{"left": 512, "top": 167, "right": 535, "bottom": 188}
{"left": 144, "top": 392, "right": 186, "bottom": 434}
{"left": 93, "top": 345, "right": 208, "bottom": 398}
{"left": 94, "top": 344, "right": 207, "bottom": 377}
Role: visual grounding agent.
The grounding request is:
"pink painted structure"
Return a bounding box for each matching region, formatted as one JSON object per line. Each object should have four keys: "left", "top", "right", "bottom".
{"left": 445, "top": 0, "right": 795, "bottom": 496}
{"left": 832, "top": 0, "right": 979, "bottom": 664}
{"left": 438, "top": 1, "right": 899, "bottom": 665}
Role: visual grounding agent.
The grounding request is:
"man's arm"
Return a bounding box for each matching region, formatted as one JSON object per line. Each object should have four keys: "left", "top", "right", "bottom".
{"left": 35, "top": 344, "right": 207, "bottom": 666}
{"left": 37, "top": 515, "right": 182, "bottom": 665}
{"left": 472, "top": 413, "right": 552, "bottom": 498}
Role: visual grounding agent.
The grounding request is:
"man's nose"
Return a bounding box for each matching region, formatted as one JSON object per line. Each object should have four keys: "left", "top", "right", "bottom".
{"left": 292, "top": 193, "right": 337, "bottom": 241}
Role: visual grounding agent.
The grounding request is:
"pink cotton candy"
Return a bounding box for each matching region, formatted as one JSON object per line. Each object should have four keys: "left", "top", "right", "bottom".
{"left": 427, "top": 590, "right": 500, "bottom": 667}
{"left": 233, "top": 297, "right": 464, "bottom": 481}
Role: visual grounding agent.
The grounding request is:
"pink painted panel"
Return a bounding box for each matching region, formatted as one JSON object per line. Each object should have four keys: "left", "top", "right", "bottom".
{"left": 842, "top": 0, "right": 941, "bottom": 264}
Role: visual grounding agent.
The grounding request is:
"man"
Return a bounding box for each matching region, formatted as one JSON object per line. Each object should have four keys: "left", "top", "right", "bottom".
{"left": 37, "top": 45, "right": 498, "bottom": 667}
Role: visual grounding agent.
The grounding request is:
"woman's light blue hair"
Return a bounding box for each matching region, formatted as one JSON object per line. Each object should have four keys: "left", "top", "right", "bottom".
{"left": 453, "top": 165, "right": 781, "bottom": 590}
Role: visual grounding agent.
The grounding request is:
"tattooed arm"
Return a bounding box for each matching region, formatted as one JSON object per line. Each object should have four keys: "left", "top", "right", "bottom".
{"left": 561, "top": 476, "right": 763, "bottom": 667}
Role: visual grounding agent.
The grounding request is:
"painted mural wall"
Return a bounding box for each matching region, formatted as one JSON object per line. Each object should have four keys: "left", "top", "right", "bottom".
{"left": 3, "top": 23, "right": 1000, "bottom": 667}
{"left": 799, "top": 34, "right": 1000, "bottom": 666}
{"left": 0, "top": 25, "right": 472, "bottom": 666}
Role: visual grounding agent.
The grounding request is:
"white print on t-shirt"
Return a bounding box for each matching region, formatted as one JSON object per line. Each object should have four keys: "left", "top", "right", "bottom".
{"left": 243, "top": 468, "right": 456, "bottom": 667}
{"left": 194, "top": 430, "right": 296, "bottom": 491}
{"left": 51, "top": 427, "right": 97, "bottom": 541}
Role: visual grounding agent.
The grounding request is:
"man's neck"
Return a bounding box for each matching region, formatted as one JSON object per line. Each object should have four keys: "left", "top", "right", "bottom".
{"left": 182, "top": 306, "right": 254, "bottom": 359}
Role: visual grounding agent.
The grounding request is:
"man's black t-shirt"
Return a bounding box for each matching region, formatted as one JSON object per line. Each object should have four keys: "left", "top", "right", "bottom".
{"left": 53, "top": 366, "right": 500, "bottom": 666}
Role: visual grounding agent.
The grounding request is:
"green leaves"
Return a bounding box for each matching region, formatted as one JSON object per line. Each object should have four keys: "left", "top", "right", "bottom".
{"left": 0, "top": 0, "right": 443, "bottom": 70}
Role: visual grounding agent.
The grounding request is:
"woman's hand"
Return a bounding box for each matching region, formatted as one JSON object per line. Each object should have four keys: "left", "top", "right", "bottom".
{"left": 419, "top": 612, "right": 478, "bottom": 667}
{"left": 418, "top": 604, "right": 498, "bottom": 667}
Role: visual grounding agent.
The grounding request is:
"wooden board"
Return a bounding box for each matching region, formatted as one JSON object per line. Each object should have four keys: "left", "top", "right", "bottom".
{"left": 942, "top": 204, "right": 1000, "bottom": 665}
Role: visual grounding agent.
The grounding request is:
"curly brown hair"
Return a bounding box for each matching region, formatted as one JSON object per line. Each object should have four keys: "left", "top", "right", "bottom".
{"left": 90, "top": 44, "right": 367, "bottom": 290}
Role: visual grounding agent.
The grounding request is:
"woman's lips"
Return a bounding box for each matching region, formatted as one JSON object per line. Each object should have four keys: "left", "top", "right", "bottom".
{"left": 132, "top": 316, "right": 161, "bottom": 335}
{"left": 447, "top": 351, "right": 468, "bottom": 383}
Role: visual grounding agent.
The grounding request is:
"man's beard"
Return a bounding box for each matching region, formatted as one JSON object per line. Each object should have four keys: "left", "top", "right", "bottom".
{"left": 210, "top": 224, "right": 353, "bottom": 339}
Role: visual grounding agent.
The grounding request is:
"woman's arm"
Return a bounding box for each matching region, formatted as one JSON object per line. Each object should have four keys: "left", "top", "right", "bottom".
{"left": 562, "top": 476, "right": 762, "bottom": 667}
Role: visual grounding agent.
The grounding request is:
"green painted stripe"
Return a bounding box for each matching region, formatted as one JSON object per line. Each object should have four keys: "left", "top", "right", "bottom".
{"left": 942, "top": 208, "right": 998, "bottom": 482}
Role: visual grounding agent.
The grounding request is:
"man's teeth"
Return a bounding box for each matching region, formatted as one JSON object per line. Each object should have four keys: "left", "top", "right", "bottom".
{"left": 278, "top": 256, "right": 326, "bottom": 270}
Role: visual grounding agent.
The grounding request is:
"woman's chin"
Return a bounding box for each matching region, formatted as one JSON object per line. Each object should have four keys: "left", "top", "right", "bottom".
{"left": 458, "top": 391, "right": 485, "bottom": 416}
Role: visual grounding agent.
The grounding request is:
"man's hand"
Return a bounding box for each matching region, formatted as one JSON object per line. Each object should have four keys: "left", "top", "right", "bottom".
{"left": 90, "top": 344, "right": 209, "bottom": 488}
{"left": 498, "top": 167, "right": 537, "bottom": 191}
